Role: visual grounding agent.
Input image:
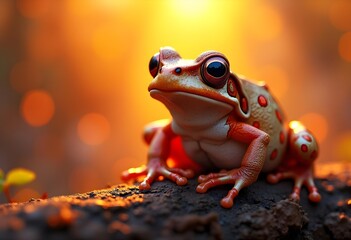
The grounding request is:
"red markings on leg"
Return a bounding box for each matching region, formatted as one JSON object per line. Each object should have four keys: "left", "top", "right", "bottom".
{"left": 301, "top": 144, "right": 308, "bottom": 152}
{"left": 302, "top": 134, "right": 312, "bottom": 142}
{"left": 258, "top": 95, "right": 268, "bottom": 107}
{"left": 307, "top": 186, "right": 321, "bottom": 202}
{"left": 240, "top": 98, "right": 248, "bottom": 113}
{"left": 290, "top": 186, "right": 301, "bottom": 201}
{"left": 253, "top": 121, "right": 260, "bottom": 129}
{"left": 275, "top": 109, "right": 283, "bottom": 123}
{"left": 279, "top": 131, "right": 285, "bottom": 144}
{"left": 270, "top": 149, "right": 278, "bottom": 160}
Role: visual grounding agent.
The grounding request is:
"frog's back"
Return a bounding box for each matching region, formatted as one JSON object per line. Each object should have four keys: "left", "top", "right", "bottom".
{"left": 240, "top": 77, "right": 288, "bottom": 171}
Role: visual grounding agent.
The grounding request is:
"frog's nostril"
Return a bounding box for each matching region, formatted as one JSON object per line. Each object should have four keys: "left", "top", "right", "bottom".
{"left": 159, "top": 66, "right": 163, "bottom": 74}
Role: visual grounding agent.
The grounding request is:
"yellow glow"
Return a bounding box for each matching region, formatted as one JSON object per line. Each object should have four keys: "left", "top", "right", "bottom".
{"left": 95, "top": 199, "right": 105, "bottom": 206}
{"left": 289, "top": 121, "right": 306, "bottom": 134}
{"left": 126, "top": 166, "right": 146, "bottom": 174}
{"left": 77, "top": 113, "right": 111, "bottom": 146}
{"left": 91, "top": 26, "right": 121, "bottom": 61}
{"left": 246, "top": 3, "right": 283, "bottom": 41}
{"left": 171, "top": 0, "right": 210, "bottom": 18}
{"left": 166, "top": 158, "right": 176, "bottom": 168}
{"left": 93, "top": 0, "right": 133, "bottom": 11}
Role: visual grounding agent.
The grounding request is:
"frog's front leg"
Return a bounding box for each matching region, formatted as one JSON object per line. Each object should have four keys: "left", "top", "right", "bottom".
{"left": 267, "top": 121, "right": 321, "bottom": 203}
{"left": 196, "top": 122, "right": 270, "bottom": 208}
{"left": 121, "top": 121, "right": 194, "bottom": 190}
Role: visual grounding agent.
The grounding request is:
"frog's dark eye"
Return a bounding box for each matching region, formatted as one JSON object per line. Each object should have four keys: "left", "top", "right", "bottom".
{"left": 201, "top": 57, "right": 229, "bottom": 88}
{"left": 149, "top": 53, "right": 160, "bottom": 78}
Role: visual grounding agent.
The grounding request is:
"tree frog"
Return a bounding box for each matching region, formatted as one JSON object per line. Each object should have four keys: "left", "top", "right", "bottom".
{"left": 122, "top": 47, "right": 321, "bottom": 208}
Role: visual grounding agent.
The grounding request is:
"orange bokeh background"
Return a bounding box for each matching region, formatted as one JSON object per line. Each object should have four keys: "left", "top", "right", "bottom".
{"left": 0, "top": 0, "right": 351, "bottom": 202}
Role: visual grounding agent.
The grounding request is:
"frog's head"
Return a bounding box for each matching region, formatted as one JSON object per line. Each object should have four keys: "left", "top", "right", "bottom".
{"left": 148, "top": 47, "right": 250, "bottom": 128}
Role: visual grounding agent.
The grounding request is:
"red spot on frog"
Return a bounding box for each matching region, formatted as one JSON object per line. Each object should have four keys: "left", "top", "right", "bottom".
{"left": 270, "top": 149, "right": 278, "bottom": 160}
{"left": 253, "top": 121, "right": 260, "bottom": 129}
{"left": 240, "top": 98, "right": 248, "bottom": 113}
{"left": 301, "top": 144, "right": 308, "bottom": 152}
{"left": 279, "top": 131, "right": 285, "bottom": 144}
{"left": 275, "top": 109, "right": 283, "bottom": 123}
{"left": 227, "top": 78, "right": 238, "bottom": 97}
{"left": 258, "top": 95, "right": 268, "bottom": 107}
{"left": 302, "top": 134, "right": 312, "bottom": 142}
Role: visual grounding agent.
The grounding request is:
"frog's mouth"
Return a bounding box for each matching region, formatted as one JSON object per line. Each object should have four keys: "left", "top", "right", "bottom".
{"left": 150, "top": 90, "right": 233, "bottom": 128}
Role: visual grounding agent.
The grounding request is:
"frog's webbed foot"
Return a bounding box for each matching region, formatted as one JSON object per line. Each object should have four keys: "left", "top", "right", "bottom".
{"left": 267, "top": 167, "right": 321, "bottom": 203}
{"left": 121, "top": 159, "right": 194, "bottom": 190}
{"left": 196, "top": 169, "right": 253, "bottom": 209}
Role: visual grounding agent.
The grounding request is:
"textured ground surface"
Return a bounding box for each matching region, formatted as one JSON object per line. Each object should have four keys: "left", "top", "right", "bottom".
{"left": 0, "top": 175, "right": 350, "bottom": 240}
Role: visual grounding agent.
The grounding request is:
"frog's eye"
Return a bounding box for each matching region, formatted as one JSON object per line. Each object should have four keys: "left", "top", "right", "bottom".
{"left": 149, "top": 53, "right": 160, "bottom": 78}
{"left": 201, "top": 57, "right": 229, "bottom": 88}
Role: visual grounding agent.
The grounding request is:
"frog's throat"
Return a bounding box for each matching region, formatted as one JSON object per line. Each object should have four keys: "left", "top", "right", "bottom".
{"left": 150, "top": 90, "right": 233, "bottom": 129}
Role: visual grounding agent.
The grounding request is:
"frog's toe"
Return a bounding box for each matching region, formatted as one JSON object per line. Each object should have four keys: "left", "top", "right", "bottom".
{"left": 169, "top": 168, "right": 194, "bottom": 179}
{"left": 308, "top": 191, "right": 321, "bottom": 203}
{"left": 197, "top": 172, "right": 228, "bottom": 183}
{"left": 196, "top": 175, "right": 235, "bottom": 193}
{"left": 289, "top": 192, "right": 300, "bottom": 202}
{"left": 220, "top": 189, "right": 238, "bottom": 209}
{"left": 139, "top": 181, "right": 151, "bottom": 190}
{"left": 267, "top": 173, "right": 281, "bottom": 184}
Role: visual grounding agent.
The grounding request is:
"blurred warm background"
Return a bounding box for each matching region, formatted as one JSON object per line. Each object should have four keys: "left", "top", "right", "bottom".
{"left": 0, "top": 0, "right": 351, "bottom": 202}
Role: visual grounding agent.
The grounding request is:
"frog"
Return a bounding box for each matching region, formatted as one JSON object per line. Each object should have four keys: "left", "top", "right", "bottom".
{"left": 122, "top": 47, "right": 321, "bottom": 208}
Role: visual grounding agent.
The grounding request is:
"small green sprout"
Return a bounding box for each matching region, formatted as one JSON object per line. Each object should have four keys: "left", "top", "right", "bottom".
{"left": 0, "top": 168, "right": 36, "bottom": 203}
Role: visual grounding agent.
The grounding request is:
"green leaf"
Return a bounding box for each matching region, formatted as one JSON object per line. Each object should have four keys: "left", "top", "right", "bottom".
{"left": 0, "top": 168, "right": 4, "bottom": 180}
{"left": 0, "top": 179, "right": 3, "bottom": 192}
{"left": 5, "top": 168, "right": 36, "bottom": 186}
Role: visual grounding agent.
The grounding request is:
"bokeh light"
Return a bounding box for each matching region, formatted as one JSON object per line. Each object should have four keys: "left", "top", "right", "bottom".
{"left": 77, "top": 113, "right": 111, "bottom": 146}
{"left": 20, "top": 90, "right": 55, "bottom": 127}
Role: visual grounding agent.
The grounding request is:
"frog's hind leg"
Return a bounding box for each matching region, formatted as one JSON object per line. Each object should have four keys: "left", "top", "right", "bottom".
{"left": 267, "top": 121, "right": 321, "bottom": 203}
